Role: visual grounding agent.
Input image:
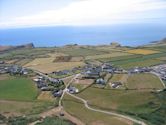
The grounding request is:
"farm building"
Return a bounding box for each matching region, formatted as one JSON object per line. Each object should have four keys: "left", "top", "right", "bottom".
{"left": 96, "top": 78, "right": 105, "bottom": 85}
{"left": 111, "top": 82, "right": 122, "bottom": 88}
{"left": 82, "top": 70, "right": 100, "bottom": 79}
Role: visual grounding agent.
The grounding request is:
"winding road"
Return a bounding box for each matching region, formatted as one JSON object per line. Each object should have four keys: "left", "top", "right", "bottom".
{"left": 67, "top": 92, "right": 146, "bottom": 125}
{"left": 31, "top": 69, "right": 147, "bottom": 125}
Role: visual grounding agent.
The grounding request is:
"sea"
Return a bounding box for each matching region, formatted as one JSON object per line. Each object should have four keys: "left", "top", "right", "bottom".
{"left": 0, "top": 23, "right": 166, "bottom": 47}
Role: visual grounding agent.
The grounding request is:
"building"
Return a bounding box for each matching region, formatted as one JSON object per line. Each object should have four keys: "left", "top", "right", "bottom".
{"left": 67, "top": 86, "right": 79, "bottom": 94}
{"left": 111, "top": 82, "right": 122, "bottom": 88}
{"left": 82, "top": 70, "right": 100, "bottom": 79}
{"left": 52, "top": 90, "right": 63, "bottom": 97}
{"left": 96, "top": 78, "right": 105, "bottom": 85}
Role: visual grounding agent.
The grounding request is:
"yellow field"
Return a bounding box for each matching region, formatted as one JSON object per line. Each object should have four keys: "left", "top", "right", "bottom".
{"left": 37, "top": 91, "right": 55, "bottom": 101}
{"left": 127, "top": 49, "right": 159, "bottom": 55}
{"left": 24, "top": 57, "right": 85, "bottom": 73}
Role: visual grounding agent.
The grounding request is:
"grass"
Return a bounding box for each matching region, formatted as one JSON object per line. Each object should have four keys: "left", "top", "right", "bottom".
{"left": 99, "top": 52, "right": 166, "bottom": 69}
{"left": 126, "top": 49, "right": 160, "bottom": 55}
{"left": 25, "top": 59, "right": 85, "bottom": 73}
{"left": 117, "top": 59, "right": 163, "bottom": 69}
{"left": 57, "top": 47, "right": 108, "bottom": 56}
{"left": 63, "top": 94, "right": 133, "bottom": 125}
{"left": 0, "top": 75, "right": 55, "bottom": 115}
{"left": 0, "top": 76, "right": 38, "bottom": 101}
{"left": 37, "top": 91, "right": 55, "bottom": 101}
{"left": 36, "top": 116, "right": 74, "bottom": 125}
{"left": 85, "top": 52, "right": 132, "bottom": 60}
{"left": 126, "top": 73, "right": 164, "bottom": 89}
{"left": 0, "top": 48, "right": 55, "bottom": 60}
{"left": 77, "top": 87, "right": 159, "bottom": 114}
{"left": 0, "top": 100, "right": 54, "bottom": 115}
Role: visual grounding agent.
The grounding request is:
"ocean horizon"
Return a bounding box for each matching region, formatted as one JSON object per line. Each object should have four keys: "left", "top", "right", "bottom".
{"left": 0, "top": 23, "right": 166, "bottom": 47}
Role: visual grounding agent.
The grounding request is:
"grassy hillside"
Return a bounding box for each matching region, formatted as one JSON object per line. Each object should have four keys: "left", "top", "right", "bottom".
{"left": 63, "top": 94, "right": 133, "bottom": 125}
{"left": 0, "top": 76, "right": 38, "bottom": 101}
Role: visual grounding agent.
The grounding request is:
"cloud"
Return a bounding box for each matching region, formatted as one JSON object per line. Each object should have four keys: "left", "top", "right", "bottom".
{"left": 0, "top": 0, "right": 166, "bottom": 28}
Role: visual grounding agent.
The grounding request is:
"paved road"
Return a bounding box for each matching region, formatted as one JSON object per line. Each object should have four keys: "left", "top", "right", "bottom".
{"left": 67, "top": 92, "right": 147, "bottom": 125}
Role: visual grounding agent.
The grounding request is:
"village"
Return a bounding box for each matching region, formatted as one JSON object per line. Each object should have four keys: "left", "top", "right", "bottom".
{"left": 1, "top": 60, "right": 166, "bottom": 99}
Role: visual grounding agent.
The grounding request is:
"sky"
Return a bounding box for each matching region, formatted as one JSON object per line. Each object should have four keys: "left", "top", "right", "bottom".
{"left": 0, "top": 0, "right": 166, "bottom": 29}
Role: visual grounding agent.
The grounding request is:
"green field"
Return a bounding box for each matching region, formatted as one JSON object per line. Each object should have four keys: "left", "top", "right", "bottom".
{"left": 63, "top": 94, "right": 133, "bottom": 125}
{"left": 77, "top": 87, "right": 158, "bottom": 114}
{"left": 126, "top": 73, "right": 164, "bottom": 89}
{"left": 57, "top": 47, "right": 108, "bottom": 56}
{"left": 0, "top": 75, "right": 55, "bottom": 115}
{"left": 99, "top": 52, "right": 166, "bottom": 69}
{"left": 0, "top": 76, "right": 38, "bottom": 101}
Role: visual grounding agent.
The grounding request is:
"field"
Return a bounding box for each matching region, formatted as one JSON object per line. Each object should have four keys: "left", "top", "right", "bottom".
{"left": 126, "top": 49, "right": 159, "bottom": 55}
{"left": 56, "top": 47, "right": 108, "bottom": 57}
{"left": 126, "top": 73, "right": 164, "bottom": 89}
{"left": 0, "top": 100, "right": 53, "bottom": 115}
{"left": 0, "top": 75, "right": 38, "bottom": 101}
{"left": 99, "top": 52, "right": 166, "bottom": 69}
{"left": 24, "top": 57, "right": 85, "bottom": 73}
{"left": 85, "top": 52, "right": 132, "bottom": 60}
{"left": 37, "top": 91, "right": 55, "bottom": 101}
{"left": 0, "top": 75, "right": 55, "bottom": 115}
{"left": 77, "top": 87, "right": 159, "bottom": 114}
{"left": 117, "top": 59, "right": 163, "bottom": 69}
{"left": 63, "top": 94, "right": 133, "bottom": 125}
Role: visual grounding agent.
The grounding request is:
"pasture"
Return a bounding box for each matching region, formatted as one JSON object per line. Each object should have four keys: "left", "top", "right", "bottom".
{"left": 24, "top": 57, "right": 85, "bottom": 73}
{"left": 85, "top": 52, "right": 132, "bottom": 60}
{"left": 0, "top": 76, "right": 38, "bottom": 101}
{"left": 56, "top": 47, "right": 108, "bottom": 56}
{"left": 126, "top": 49, "right": 159, "bottom": 55}
{"left": 63, "top": 94, "right": 133, "bottom": 125}
{"left": 126, "top": 73, "right": 164, "bottom": 89}
{"left": 37, "top": 91, "right": 55, "bottom": 101}
{"left": 77, "top": 87, "right": 159, "bottom": 114}
{"left": 0, "top": 75, "right": 54, "bottom": 115}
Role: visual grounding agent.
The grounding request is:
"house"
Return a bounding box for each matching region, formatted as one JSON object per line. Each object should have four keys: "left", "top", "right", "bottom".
{"left": 129, "top": 67, "right": 151, "bottom": 74}
{"left": 20, "top": 68, "right": 29, "bottom": 75}
{"left": 52, "top": 90, "right": 63, "bottom": 97}
{"left": 52, "top": 70, "right": 71, "bottom": 76}
{"left": 40, "top": 86, "right": 54, "bottom": 91}
{"left": 102, "top": 63, "right": 113, "bottom": 73}
{"left": 111, "top": 82, "right": 122, "bottom": 88}
{"left": 82, "top": 70, "right": 100, "bottom": 79}
{"left": 36, "top": 82, "right": 47, "bottom": 88}
{"left": 49, "top": 78, "right": 62, "bottom": 84}
{"left": 0, "top": 61, "right": 5, "bottom": 64}
{"left": 67, "top": 86, "right": 79, "bottom": 94}
{"left": 9, "top": 65, "right": 22, "bottom": 74}
{"left": 96, "top": 78, "right": 105, "bottom": 85}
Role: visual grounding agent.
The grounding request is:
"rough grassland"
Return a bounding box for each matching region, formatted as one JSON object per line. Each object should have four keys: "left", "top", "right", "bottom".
{"left": 126, "top": 73, "right": 164, "bottom": 89}
{"left": 63, "top": 94, "right": 133, "bottom": 125}
{"left": 0, "top": 100, "right": 53, "bottom": 115}
{"left": 24, "top": 57, "right": 85, "bottom": 73}
{"left": 57, "top": 47, "right": 107, "bottom": 56}
{"left": 116, "top": 59, "right": 163, "bottom": 69}
{"left": 85, "top": 52, "right": 132, "bottom": 60}
{"left": 37, "top": 91, "right": 55, "bottom": 101}
{"left": 77, "top": 87, "right": 159, "bottom": 114}
{"left": 126, "top": 49, "right": 160, "bottom": 55}
{"left": 0, "top": 76, "right": 38, "bottom": 101}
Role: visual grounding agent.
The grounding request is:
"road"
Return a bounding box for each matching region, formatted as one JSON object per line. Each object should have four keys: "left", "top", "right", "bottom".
{"left": 59, "top": 73, "right": 80, "bottom": 107}
{"left": 150, "top": 72, "right": 166, "bottom": 89}
{"left": 67, "top": 92, "right": 146, "bottom": 125}
{"left": 31, "top": 69, "right": 147, "bottom": 125}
